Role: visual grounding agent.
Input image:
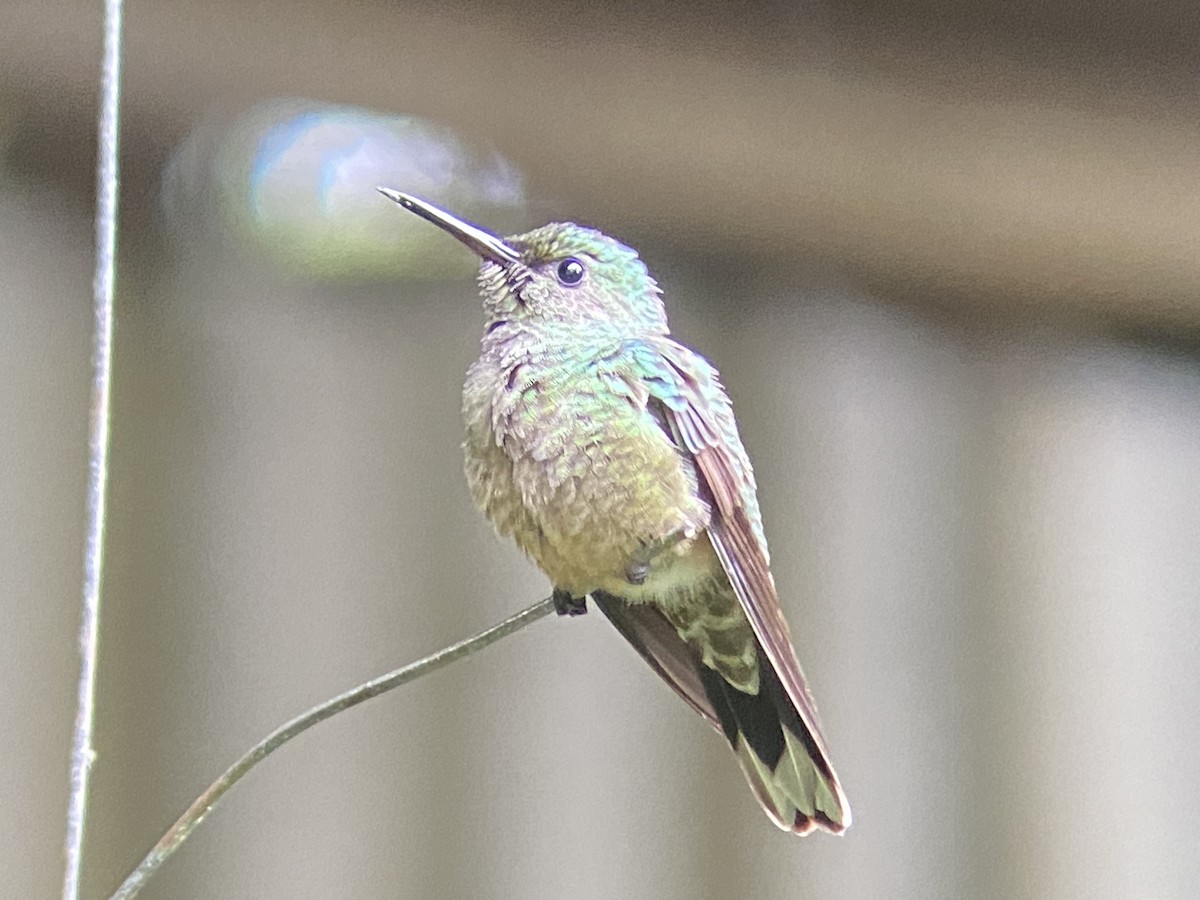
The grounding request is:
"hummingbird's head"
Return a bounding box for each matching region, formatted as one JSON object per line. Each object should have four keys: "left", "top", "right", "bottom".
{"left": 378, "top": 190, "right": 668, "bottom": 337}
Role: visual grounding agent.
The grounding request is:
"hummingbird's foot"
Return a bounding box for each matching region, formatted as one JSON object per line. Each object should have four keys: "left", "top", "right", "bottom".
{"left": 625, "top": 561, "right": 650, "bottom": 585}
{"left": 552, "top": 588, "right": 588, "bottom": 617}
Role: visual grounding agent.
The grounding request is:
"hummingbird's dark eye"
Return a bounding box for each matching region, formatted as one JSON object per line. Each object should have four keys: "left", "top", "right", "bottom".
{"left": 556, "top": 258, "right": 586, "bottom": 286}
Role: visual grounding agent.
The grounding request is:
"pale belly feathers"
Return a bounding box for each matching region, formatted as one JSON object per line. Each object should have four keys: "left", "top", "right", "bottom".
{"left": 462, "top": 351, "right": 717, "bottom": 602}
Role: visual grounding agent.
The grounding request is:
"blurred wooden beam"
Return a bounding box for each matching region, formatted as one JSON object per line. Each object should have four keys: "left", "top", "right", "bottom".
{"left": 4, "top": 0, "right": 1199, "bottom": 328}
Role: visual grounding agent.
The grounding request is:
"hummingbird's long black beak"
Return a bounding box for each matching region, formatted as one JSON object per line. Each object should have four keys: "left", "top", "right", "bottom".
{"left": 377, "top": 188, "right": 521, "bottom": 265}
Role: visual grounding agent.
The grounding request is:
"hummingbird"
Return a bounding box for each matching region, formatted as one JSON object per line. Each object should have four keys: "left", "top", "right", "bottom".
{"left": 379, "top": 188, "right": 850, "bottom": 835}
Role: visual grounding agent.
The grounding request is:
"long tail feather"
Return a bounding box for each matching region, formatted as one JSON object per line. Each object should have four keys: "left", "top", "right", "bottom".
{"left": 698, "top": 646, "right": 848, "bottom": 835}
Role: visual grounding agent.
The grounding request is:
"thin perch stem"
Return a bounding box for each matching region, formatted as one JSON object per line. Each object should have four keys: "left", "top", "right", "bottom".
{"left": 64, "top": 1, "right": 124, "bottom": 898}
{"left": 108, "top": 595, "right": 557, "bottom": 900}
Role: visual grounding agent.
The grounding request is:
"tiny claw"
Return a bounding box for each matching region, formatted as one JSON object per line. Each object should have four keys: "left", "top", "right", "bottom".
{"left": 552, "top": 588, "right": 588, "bottom": 617}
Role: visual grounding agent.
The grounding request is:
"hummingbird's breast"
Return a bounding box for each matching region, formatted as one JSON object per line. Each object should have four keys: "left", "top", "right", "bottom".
{"left": 461, "top": 336, "right": 713, "bottom": 598}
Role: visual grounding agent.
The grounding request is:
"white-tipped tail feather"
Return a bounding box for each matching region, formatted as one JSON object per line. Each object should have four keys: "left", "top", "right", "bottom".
{"left": 735, "top": 724, "right": 849, "bottom": 835}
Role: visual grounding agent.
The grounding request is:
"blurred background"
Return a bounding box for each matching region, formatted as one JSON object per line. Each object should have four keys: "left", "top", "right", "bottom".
{"left": 3, "top": 1, "right": 1200, "bottom": 897}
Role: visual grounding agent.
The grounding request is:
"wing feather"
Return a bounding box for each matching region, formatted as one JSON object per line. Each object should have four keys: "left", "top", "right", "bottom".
{"left": 631, "top": 338, "right": 848, "bottom": 810}
{"left": 591, "top": 591, "right": 722, "bottom": 732}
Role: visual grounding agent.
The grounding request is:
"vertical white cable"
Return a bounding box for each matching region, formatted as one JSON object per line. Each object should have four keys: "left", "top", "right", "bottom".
{"left": 64, "top": 2, "right": 123, "bottom": 897}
